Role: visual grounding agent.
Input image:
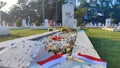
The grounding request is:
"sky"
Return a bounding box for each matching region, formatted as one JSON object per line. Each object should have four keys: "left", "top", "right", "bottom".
{"left": 0, "top": 0, "right": 116, "bottom": 12}
{"left": 0, "top": 0, "right": 18, "bottom": 12}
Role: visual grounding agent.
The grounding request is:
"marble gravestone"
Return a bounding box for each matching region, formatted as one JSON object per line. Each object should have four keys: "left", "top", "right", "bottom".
{"left": 2, "top": 20, "right": 6, "bottom": 26}
{"left": 86, "top": 23, "right": 89, "bottom": 27}
{"left": 114, "top": 24, "right": 118, "bottom": 28}
{"left": 45, "top": 19, "right": 49, "bottom": 28}
{"left": 117, "top": 22, "right": 120, "bottom": 29}
{"left": 33, "top": 23, "right": 36, "bottom": 27}
{"left": 105, "top": 18, "right": 111, "bottom": 27}
{"left": 62, "top": 3, "right": 77, "bottom": 28}
{"left": 14, "top": 23, "right": 17, "bottom": 27}
{"left": 94, "top": 23, "right": 97, "bottom": 27}
{"left": 0, "top": 20, "right": 10, "bottom": 35}
{"left": 98, "top": 22, "right": 101, "bottom": 27}
{"left": 22, "top": 19, "right": 27, "bottom": 27}
{"left": 73, "top": 19, "right": 77, "bottom": 28}
{"left": 90, "top": 22, "right": 93, "bottom": 27}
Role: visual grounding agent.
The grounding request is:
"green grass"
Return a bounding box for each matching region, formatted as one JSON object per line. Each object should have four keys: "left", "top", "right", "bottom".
{"left": 0, "top": 29, "right": 47, "bottom": 42}
{"left": 82, "top": 28, "right": 120, "bottom": 68}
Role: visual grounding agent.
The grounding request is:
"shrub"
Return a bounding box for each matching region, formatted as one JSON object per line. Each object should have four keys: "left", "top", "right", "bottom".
{"left": 16, "top": 18, "right": 22, "bottom": 27}
{"left": 35, "top": 20, "right": 40, "bottom": 26}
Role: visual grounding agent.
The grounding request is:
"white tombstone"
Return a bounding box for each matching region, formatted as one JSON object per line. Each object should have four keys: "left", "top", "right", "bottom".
{"left": 14, "top": 23, "right": 17, "bottom": 27}
{"left": 102, "top": 24, "right": 105, "bottom": 27}
{"left": 105, "top": 18, "right": 111, "bottom": 27}
{"left": 119, "top": 22, "right": 120, "bottom": 26}
{"left": 94, "top": 24, "right": 97, "bottom": 27}
{"left": 0, "top": 27, "right": 10, "bottom": 35}
{"left": 45, "top": 19, "right": 49, "bottom": 28}
{"left": 33, "top": 23, "right": 36, "bottom": 27}
{"left": 62, "top": 3, "right": 75, "bottom": 28}
{"left": 114, "top": 24, "right": 118, "bottom": 28}
{"left": 73, "top": 19, "right": 77, "bottom": 28}
{"left": 2, "top": 20, "right": 6, "bottom": 26}
{"left": 90, "top": 22, "right": 93, "bottom": 27}
{"left": 22, "top": 19, "right": 27, "bottom": 27}
{"left": 117, "top": 22, "right": 120, "bottom": 29}
{"left": 98, "top": 22, "right": 101, "bottom": 27}
{"left": 60, "top": 23, "right": 62, "bottom": 27}
{"left": 28, "top": 22, "right": 30, "bottom": 27}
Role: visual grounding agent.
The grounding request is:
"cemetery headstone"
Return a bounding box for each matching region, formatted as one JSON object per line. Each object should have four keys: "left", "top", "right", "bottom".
{"left": 60, "top": 23, "right": 62, "bottom": 27}
{"left": 98, "top": 22, "right": 101, "bottom": 27}
{"left": 94, "top": 23, "right": 97, "bottom": 27}
{"left": 105, "top": 18, "right": 111, "bottom": 27}
{"left": 28, "top": 22, "right": 30, "bottom": 27}
{"left": 114, "top": 24, "right": 118, "bottom": 28}
{"left": 14, "top": 23, "right": 17, "bottom": 27}
{"left": 33, "top": 23, "right": 36, "bottom": 27}
{"left": 119, "top": 22, "right": 120, "bottom": 26}
{"left": 73, "top": 19, "right": 77, "bottom": 28}
{"left": 117, "top": 22, "right": 120, "bottom": 29}
{"left": 102, "top": 24, "right": 105, "bottom": 27}
{"left": 45, "top": 19, "right": 49, "bottom": 28}
{"left": 86, "top": 23, "right": 89, "bottom": 27}
{"left": 90, "top": 22, "right": 93, "bottom": 27}
{"left": 62, "top": 3, "right": 75, "bottom": 28}
{"left": 22, "top": 19, "right": 27, "bottom": 27}
{"left": 2, "top": 20, "right": 5, "bottom": 26}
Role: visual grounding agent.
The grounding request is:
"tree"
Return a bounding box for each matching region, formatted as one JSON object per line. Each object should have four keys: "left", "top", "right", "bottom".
{"left": 0, "top": 1, "right": 6, "bottom": 9}
{"left": 16, "top": 0, "right": 66, "bottom": 25}
{"left": 16, "top": 17, "right": 22, "bottom": 27}
{"left": 76, "top": 0, "right": 119, "bottom": 24}
{"left": 74, "top": 8, "right": 87, "bottom": 26}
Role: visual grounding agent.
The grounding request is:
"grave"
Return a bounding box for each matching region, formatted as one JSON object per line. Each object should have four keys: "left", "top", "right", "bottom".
{"left": 0, "top": 20, "right": 10, "bottom": 35}
{"left": 0, "top": 26, "right": 10, "bottom": 35}
{"left": 0, "top": 30, "right": 107, "bottom": 68}
{"left": 86, "top": 22, "right": 103, "bottom": 28}
{"left": 30, "top": 19, "right": 49, "bottom": 30}
{"left": 94, "top": 23, "right": 97, "bottom": 27}
{"left": 105, "top": 18, "right": 111, "bottom": 27}
{"left": 62, "top": 3, "right": 77, "bottom": 29}
{"left": 45, "top": 19, "right": 50, "bottom": 28}
{"left": 85, "top": 22, "right": 94, "bottom": 28}
{"left": 98, "top": 22, "right": 101, "bottom": 27}
{"left": 103, "top": 18, "right": 120, "bottom": 32}
{"left": 22, "top": 19, "right": 27, "bottom": 28}
{"left": 117, "top": 23, "right": 120, "bottom": 29}
{"left": 2, "top": 20, "right": 6, "bottom": 26}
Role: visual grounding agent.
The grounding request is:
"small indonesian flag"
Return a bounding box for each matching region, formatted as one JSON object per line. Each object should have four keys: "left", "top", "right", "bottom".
{"left": 37, "top": 54, "right": 66, "bottom": 68}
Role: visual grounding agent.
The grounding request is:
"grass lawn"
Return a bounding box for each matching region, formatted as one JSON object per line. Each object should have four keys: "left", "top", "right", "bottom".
{"left": 82, "top": 28, "right": 120, "bottom": 68}
{"left": 0, "top": 29, "right": 48, "bottom": 42}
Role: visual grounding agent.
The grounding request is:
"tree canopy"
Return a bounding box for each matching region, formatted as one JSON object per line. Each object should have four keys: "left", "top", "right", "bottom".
{"left": 7, "top": 0, "right": 66, "bottom": 25}
{"left": 75, "top": 0, "right": 120, "bottom": 26}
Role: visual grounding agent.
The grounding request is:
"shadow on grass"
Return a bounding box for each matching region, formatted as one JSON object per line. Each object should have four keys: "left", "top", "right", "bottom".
{"left": 88, "top": 36, "right": 120, "bottom": 68}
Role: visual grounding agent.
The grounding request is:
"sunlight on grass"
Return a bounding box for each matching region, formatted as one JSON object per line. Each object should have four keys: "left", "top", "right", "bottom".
{"left": 83, "top": 28, "right": 120, "bottom": 68}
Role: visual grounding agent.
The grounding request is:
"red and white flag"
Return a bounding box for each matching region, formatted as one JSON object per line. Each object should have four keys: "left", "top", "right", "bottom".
{"left": 37, "top": 54, "right": 66, "bottom": 68}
